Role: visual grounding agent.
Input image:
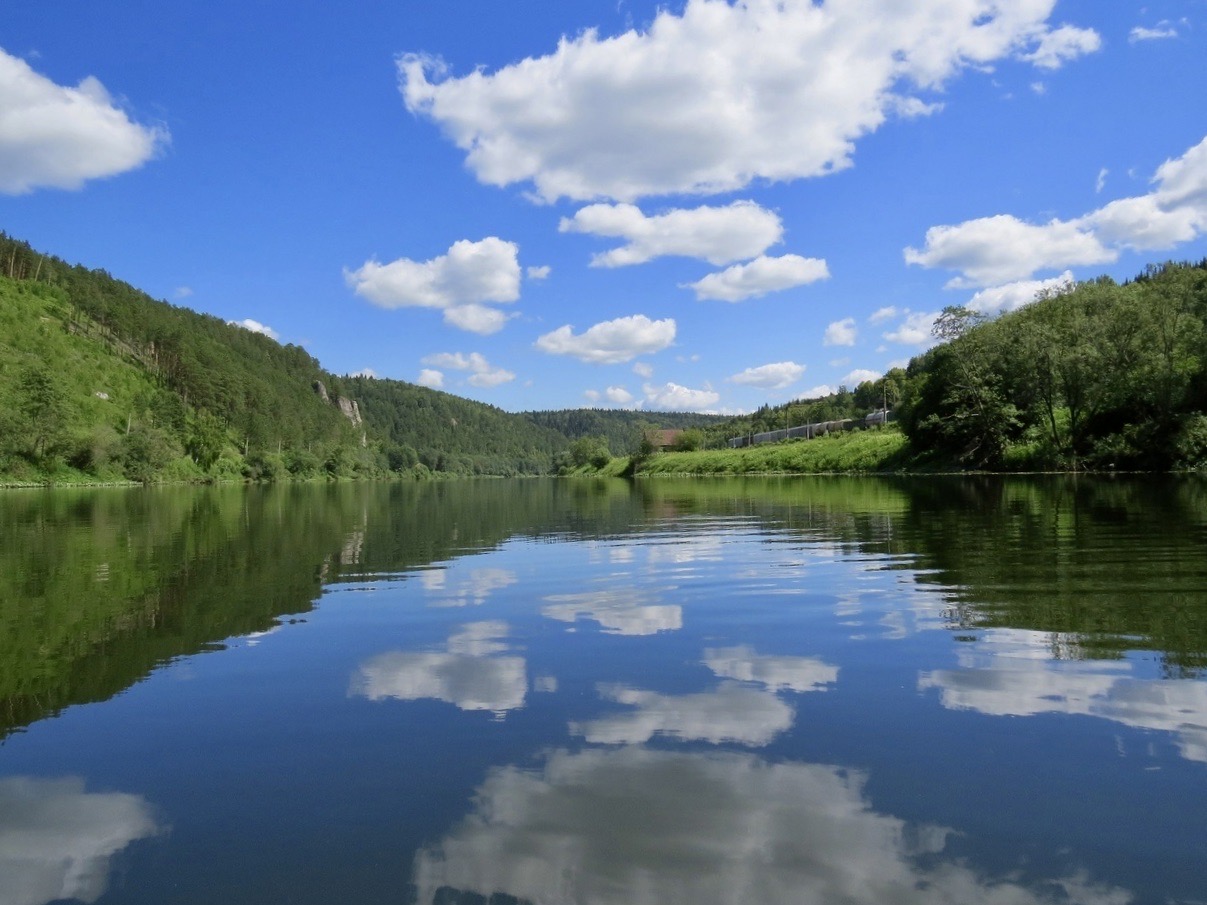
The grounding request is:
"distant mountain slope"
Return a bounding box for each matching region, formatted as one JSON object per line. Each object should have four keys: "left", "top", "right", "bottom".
{"left": 522, "top": 408, "right": 729, "bottom": 455}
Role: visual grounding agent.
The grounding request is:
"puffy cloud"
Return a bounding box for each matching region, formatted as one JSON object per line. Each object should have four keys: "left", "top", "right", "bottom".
{"left": 412, "top": 746, "right": 1129, "bottom": 905}
{"left": 728, "top": 361, "right": 805, "bottom": 390}
{"left": 0, "top": 49, "right": 167, "bottom": 194}
{"left": 1018, "top": 24, "right": 1101, "bottom": 69}
{"left": 421, "top": 351, "right": 515, "bottom": 388}
{"left": 632, "top": 361, "right": 654, "bottom": 378}
{"left": 605, "top": 385, "right": 634, "bottom": 404}
{"left": 907, "top": 133, "right": 1207, "bottom": 287}
{"left": 1129, "top": 23, "right": 1178, "bottom": 43}
{"left": 687, "top": 254, "right": 829, "bottom": 302}
{"left": 571, "top": 682, "right": 794, "bottom": 746}
{"left": 966, "top": 271, "right": 1073, "bottom": 315}
{"left": 904, "top": 214, "right": 1112, "bottom": 287}
{"left": 228, "top": 318, "right": 279, "bottom": 340}
{"left": 883, "top": 311, "right": 940, "bottom": 345}
{"left": 801, "top": 384, "right": 837, "bottom": 399}
{"left": 416, "top": 368, "right": 444, "bottom": 389}
{"left": 643, "top": 381, "right": 721, "bottom": 411}
{"left": 559, "top": 201, "right": 782, "bottom": 266}
{"left": 703, "top": 646, "right": 838, "bottom": 693}
{"left": 583, "top": 389, "right": 601, "bottom": 402}
{"left": 824, "top": 317, "right": 857, "bottom": 347}
{"left": 535, "top": 314, "right": 676, "bottom": 364}
{"left": 868, "top": 306, "right": 898, "bottom": 324}
{"left": 841, "top": 368, "right": 882, "bottom": 387}
{"left": 543, "top": 588, "right": 682, "bottom": 636}
{"left": 348, "top": 367, "right": 378, "bottom": 379}
{"left": 0, "top": 776, "right": 160, "bottom": 905}
{"left": 345, "top": 237, "right": 520, "bottom": 334}
{"left": 350, "top": 621, "right": 526, "bottom": 713}
{"left": 400, "top": 2, "right": 1097, "bottom": 202}
{"left": 526, "top": 264, "right": 551, "bottom": 279}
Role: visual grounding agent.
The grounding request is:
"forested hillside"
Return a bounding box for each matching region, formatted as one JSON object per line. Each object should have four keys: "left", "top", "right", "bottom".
{"left": 522, "top": 408, "right": 728, "bottom": 456}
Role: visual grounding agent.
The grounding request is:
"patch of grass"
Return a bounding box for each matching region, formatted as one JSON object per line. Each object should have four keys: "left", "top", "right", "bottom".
{"left": 635, "top": 427, "right": 909, "bottom": 475}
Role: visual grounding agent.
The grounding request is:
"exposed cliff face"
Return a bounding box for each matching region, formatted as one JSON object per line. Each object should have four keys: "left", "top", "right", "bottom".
{"left": 313, "top": 380, "right": 330, "bottom": 403}
{"left": 336, "top": 396, "right": 363, "bottom": 427}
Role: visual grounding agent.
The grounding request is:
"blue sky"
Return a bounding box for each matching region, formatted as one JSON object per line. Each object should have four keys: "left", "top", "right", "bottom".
{"left": 3, "top": 1, "right": 1207, "bottom": 413}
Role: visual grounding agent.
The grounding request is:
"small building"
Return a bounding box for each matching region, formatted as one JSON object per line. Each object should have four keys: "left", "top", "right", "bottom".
{"left": 645, "top": 429, "right": 684, "bottom": 451}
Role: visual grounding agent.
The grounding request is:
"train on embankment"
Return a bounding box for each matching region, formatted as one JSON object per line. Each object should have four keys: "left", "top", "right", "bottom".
{"left": 727, "top": 409, "right": 893, "bottom": 449}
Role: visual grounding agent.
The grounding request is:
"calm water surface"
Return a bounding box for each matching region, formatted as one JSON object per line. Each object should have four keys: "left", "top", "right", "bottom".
{"left": 1, "top": 476, "right": 1206, "bottom": 904}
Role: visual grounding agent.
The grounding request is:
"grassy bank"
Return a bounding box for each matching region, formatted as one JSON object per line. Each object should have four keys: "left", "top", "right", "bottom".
{"left": 632, "top": 426, "right": 909, "bottom": 476}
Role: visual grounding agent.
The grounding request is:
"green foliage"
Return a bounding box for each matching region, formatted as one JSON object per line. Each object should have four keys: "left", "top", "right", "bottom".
{"left": 637, "top": 426, "right": 908, "bottom": 475}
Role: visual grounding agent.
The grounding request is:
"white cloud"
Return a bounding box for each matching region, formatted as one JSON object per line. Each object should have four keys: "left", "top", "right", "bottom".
{"left": 605, "top": 385, "right": 634, "bottom": 404}
{"left": 350, "top": 622, "right": 526, "bottom": 713}
{"left": 421, "top": 351, "right": 514, "bottom": 388}
{"left": 687, "top": 254, "right": 829, "bottom": 302}
{"left": 0, "top": 49, "right": 167, "bottom": 194}
{"left": 966, "top": 271, "right": 1073, "bottom": 315}
{"left": 417, "top": 368, "right": 444, "bottom": 389}
{"left": 229, "top": 318, "right": 279, "bottom": 340}
{"left": 535, "top": 314, "right": 676, "bottom": 364}
{"left": 0, "top": 776, "right": 160, "bottom": 905}
{"left": 400, "top": 2, "right": 1098, "bottom": 202}
{"left": 1018, "top": 24, "right": 1101, "bottom": 69}
{"left": 412, "top": 746, "right": 1130, "bottom": 905}
{"left": 884, "top": 311, "right": 940, "bottom": 345}
{"left": 345, "top": 237, "right": 521, "bottom": 334}
{"left": 632, "top": 361, "right": 654, "bottom": 379}
{"left": 904, "top": 214, "right": 1112, "bottom": 287}
{"left": 1129, "top": 24, "right": 1178, "bottom": 43}
{"left": 571, "top": 682, "right": 794, "bottom": 746}
{"left": 583, "top": 389, "right": 601, "bottom": 402}
{"left": 841, "top": 368, "right": 882, "bottom": 387}
{"left": 643, "top": 381, "right": 721, "bottom": 411}
{"left": 801, "top": 384, "right": 836, "bottom": 400}
{"left": 174, "top": 286, "right": 193, "bottom": 299}
{"left": 1095, "top": 167, "right": 1108, "bottom": 193}
{"left": 728, "top": 361, "right": 805, "bottom": 390}
{"left": 559, "top": 200, "right": 782, "bottom": 266}
{"left": 907, "top": 133, "right": 1207, "bottom": 286}
{"left": 824, "top": 317, "right": 857, "bottom": 347}
{"left": 348, "top": 367, "right": 378, "bottom": 379}
{"left": 868, "top": 306, "right": 898, "bottom": 324}
{"left": 425, "top": 568, "right": 517, "bottom": 608}
{"left": 526, "top": 264, "right": 551, "bottom": 279}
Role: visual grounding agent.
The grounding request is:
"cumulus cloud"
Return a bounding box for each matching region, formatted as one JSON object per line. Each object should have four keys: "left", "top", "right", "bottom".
{"left": 904, "top": 214, "right": 1111, "bottom": 287}
{"left": 417, "top": 368, "right": 444, "bottom": 389}
{"left": 350, "top": 621, "right": 526, "bottom": 713}
{"left": 632, "top": 361, "right": 654, "bottom": 378}
{"left": 1018, "top": 24, "right": 1101, "bottom": 69}
{"left": 906, "top": 133, "right": 1207, "bottom": 287}
{"left": 345, "top": 237, "right": 521, "bottom": 334}
{"left": 535, "top": 314, "right": 676, "bottom": 364}
{"left": 824, "top": 317, "right": 857, "bottom": 346}
{"left": 728, "top": 361, "right": 805, "bottom": 390}
{"left": 421, "top": 351, "right": 515, "bottom": 388}
{"left": 412, "top": 746, "right": 1130, "bottom": 905}
{"left": 559, "top": 201, "right": 782, "bottom": 266}
{"left": 841, "top": 368, "right": 882, "bottom": 387}
{"left": 348, "top": 367, "right": 378, "bottom": 379}
{"left": 526, "top": 264, "right": 551, "bottom": 279}
{"left": 0, "top": 49, "right": 167, "bottom": 194}
{"left": 400, "top": 2, "right": 1098, "bottom": 202}
{"left": 883, "top": 311, "right": 940, "bottom": 345}
{"left": 687, "top": 254, "right": 829, "bottom": 302}
{"left": 643, "top": 381, "right": 721, "bottom": 411}
{"left": 605, "top": 385, "right": 634, "bottom": 404}
{"left": 228, "top": 318, "right": 280, "bottom": 340}
{"left": 868, "top": 306, "right": 899, "bottom": 324}
{"left": 1129, "top": 23, "right": 1179, "bottom": 43}
{"left": 801, "top": 384, "right": 837, "bottom": 399}
{"left": 0, "top": 776, "right": 160, "bottom": 905}
{"left": 966, "top": 271, "right": 1073, "bottom": 315}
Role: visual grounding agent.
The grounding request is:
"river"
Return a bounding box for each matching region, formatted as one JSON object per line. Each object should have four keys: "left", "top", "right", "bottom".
{"left": 1, "top": 476, "right": 1205, "bottom": 904}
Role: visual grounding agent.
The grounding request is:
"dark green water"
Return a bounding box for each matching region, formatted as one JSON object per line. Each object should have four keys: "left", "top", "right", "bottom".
{"left": 1, "top": 476, "right": 1205, "bottom": 904}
